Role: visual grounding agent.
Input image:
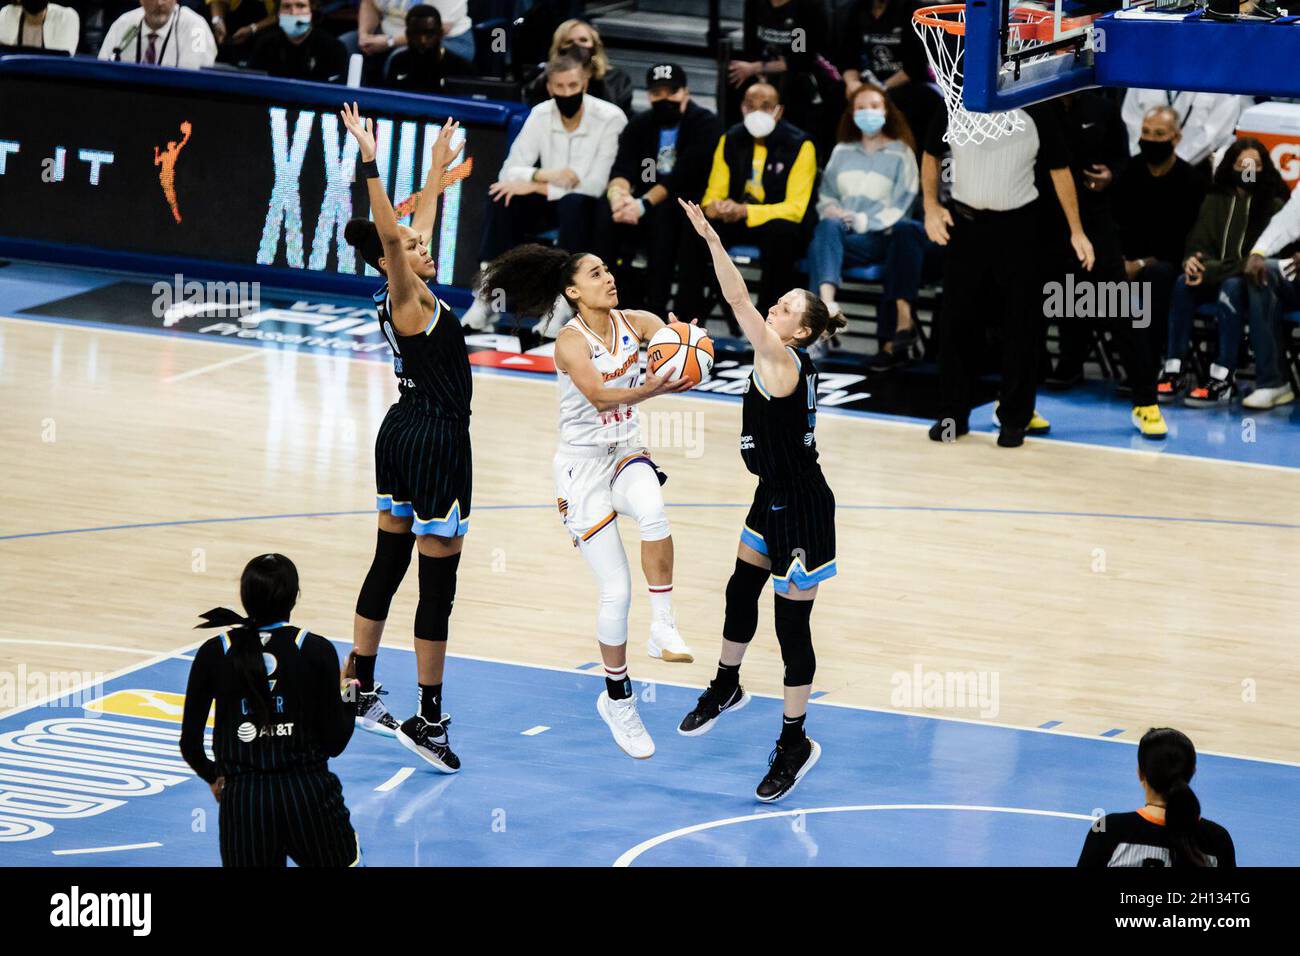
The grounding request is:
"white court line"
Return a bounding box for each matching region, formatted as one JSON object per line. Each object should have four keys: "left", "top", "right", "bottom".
{"left": 2, "top": 313, "right": 1295, "bottom": 474}
{"left": 612, "top": 804, "right": 1095, "bottom": 867}
{"left": 374, "top": 767, "right": 416, "bottom": 792}
{"left": 162, "top": 349, "right": 260, "bottom": 383}
{"left": 521, "top": 725, "right": 550, "bottom": 736}
{"left": 0, "top": 638, "right": 167, "bottom": 655}
{"left": 53, "top": 841, "right": 163, "bottom": 856}
{"left": 319, "top": 637, "right": 1300, "bottom": 770}
{"left": 0, "top": 636, "right": 206, "bottom": 721}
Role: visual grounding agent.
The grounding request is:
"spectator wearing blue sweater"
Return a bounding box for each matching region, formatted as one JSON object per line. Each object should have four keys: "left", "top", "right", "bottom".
{"left": 807, "top": 84, "right": 924, "bottom": 368}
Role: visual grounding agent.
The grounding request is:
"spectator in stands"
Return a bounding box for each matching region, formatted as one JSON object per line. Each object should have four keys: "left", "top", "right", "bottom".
{"left": 728, "top": 0, "right": 831, "bottom": 145}
{"left": 593, "top": 63, "right": 720, "bottom": 317}
{"left": 477, "top": 52, "right": 627, "bottom": 269}
{"left": 206, "top": 0, "right": 273, "bottom": 63}
{"left": 1159, "top": 138, "right": 1287, "bottom": 407}
{"left": 247, "top": 0, "right": 346, "bottom": 81}
{"left": 837, "top": 0, "right": 939, "bottom": 158}
{"left": 381, "top": 4, "right": 474, "bottom": 92}
{"left": 0, "top": 0, "right": 80, "bottom": 54}
{"left": 1121, "top": 89, "right": 1248, "bottom": 172}
{"left": 807, "top": 83, "right": 924, "bottom": 370}
{"left": 674, "top": 81, "right": 817, "bottom": 332}
{"left": 1040, "top": 91, "right": 1166, "bottom": 438}
{"left": 525, "top": 19, "right": 632, "bottom": 117}
{"left": 1078, "top": 727, "right": 1235, "bottom": 868}
{"left": 100, "top": 0, "right": 216, "bottom": 68}
{"left": 345, "top": 0, "right": 474, "bottom": 83}
{"left": 1237, "top": 185, "right": 1300, "bottom": 409}
{"left": 921, "top": 104, "right": 1094, "bottom": 448}
{"left": 1112, "top": 105, "right": 1210, "bottom": 357}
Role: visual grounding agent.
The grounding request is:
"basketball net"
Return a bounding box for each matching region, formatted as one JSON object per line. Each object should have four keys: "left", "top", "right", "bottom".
{"left": 913, "top": 5, "right": 1071, "bottom": 147}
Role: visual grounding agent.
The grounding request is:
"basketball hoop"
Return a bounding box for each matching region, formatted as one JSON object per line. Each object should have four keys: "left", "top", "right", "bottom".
{"left": 913, "top": 4, "right": 1085, "bottom": 146}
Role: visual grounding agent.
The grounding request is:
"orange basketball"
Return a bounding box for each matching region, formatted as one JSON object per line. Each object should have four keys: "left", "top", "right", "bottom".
{"left": 647, "top": 322, "right": 715, "bottom": 385}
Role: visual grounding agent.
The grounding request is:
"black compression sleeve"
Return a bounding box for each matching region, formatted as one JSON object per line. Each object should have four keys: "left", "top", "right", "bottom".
{"left": 179, "top": 639, "right": 220, "bottom": 783}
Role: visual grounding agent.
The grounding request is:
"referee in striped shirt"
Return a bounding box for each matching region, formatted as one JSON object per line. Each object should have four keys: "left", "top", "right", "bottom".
{"left": 921, "top": 104, "right": 1094, "bottom": 447}
{"left": 180, "top": 554, "right": 362, "bottom": 867}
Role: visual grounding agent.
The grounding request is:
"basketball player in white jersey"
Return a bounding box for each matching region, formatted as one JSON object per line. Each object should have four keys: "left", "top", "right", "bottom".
{"left": 478, "top": 245, "right": 693, "bottom": 758}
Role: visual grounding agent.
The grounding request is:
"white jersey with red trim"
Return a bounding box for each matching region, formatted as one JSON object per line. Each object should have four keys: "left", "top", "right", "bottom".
{"left": 556, "top": 309, "right": 643, "bottom": 450}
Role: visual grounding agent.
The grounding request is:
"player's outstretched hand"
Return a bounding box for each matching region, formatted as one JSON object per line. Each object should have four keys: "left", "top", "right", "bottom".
{"left": 340, "top": 102, "right": 377, "bottom": 161}
{"left": 678, "top": 198, "right": 720, "bottom": 245}
{"left": 666, "top": 311, "right": 701, "bottom": 327}
{"left": 431, "top": 119, "right": 463, "bottom": 171}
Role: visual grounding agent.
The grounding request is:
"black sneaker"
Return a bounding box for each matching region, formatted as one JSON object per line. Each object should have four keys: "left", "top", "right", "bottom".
{"left": 1156, "top": 368, "right": 1190, "bottom": 404}
{"left": 396, "top": 715, "right": 461, "bottom": 773}
{"left": 755, "top": 737, "right": 822, "bottom": 803}
{"left": 354, "top": 683, "right": 401, "bottom": 738}
{"left": 678, "top": 682, "right": 751, "bottom": 736}
{"left": 1183, "top": 375, "right": 1235, "bottom": 408}
{"left": 928, "top": 418, "right": 969, "bottom": 442}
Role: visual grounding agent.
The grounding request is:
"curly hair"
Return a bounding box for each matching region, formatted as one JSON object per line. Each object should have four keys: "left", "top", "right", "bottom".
{"left": 475, "top": 244, "right": 591, "bottom": 318}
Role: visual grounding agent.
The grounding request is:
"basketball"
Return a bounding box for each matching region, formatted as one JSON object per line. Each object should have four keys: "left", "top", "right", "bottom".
{"left": 647, "top": 322, "right": 715, "bottom": 385}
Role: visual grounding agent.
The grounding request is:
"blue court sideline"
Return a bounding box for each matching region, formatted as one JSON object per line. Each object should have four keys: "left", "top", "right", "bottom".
{"left": 3, "top": 645, "right": 1297, "bottom": 866}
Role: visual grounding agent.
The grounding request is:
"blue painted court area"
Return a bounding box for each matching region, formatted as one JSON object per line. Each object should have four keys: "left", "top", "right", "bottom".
{"left": 4, "top": 646, "right": 1298, "bottom": 867}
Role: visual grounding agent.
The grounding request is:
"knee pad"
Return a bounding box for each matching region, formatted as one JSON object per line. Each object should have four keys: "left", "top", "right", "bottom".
{"left": 774, "top": 596, "right": 815, "bottom": 687}
{"left": 722, "top": 558, "right": 770, "bottom": 645}
{"left": 612, "top": 461, "right": 671, "bottom": 542}
{"left": 355, "top": 529, "right": 415, "bottom": 621}
{"left": 414, "top": 551, "right": 460, "bottom": 642}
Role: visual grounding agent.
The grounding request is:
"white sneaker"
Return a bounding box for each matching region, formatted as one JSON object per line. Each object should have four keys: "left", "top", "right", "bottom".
{"left": 1242, "top": 384, "right": 1296, "bottom": 409}
{"left": 460, "top": 296, "right": 493, "bottom": 331}
{"left": 596, "top": 690, "right": 655, "bottom": 759}
{"left": 534, "top": 296, "right": 571, "bottom": 339}
{"left": 647, "top": 617, "right": 693, "bottom": 663}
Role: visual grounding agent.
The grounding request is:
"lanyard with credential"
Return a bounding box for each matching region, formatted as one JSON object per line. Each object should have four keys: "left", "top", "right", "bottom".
{"left": 136, "top": 7, "right": 178, "bottom": 66}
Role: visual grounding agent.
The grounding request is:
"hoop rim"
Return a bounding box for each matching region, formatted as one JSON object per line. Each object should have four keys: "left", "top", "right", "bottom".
{"left": 912, "top": 4, "right": 1075, "bottom": 35}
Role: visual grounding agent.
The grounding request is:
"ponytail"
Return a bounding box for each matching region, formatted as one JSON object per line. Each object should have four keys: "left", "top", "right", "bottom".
{"left": 1138, "top": 727, "right": 1208, "bottom": 867}
{"left": 345, "top": 218, "right": 385, "bottom": 274}
{"left": 194, "top": 554, "right": 300, "bottom": 731}
{"left": 475, "top": 243, "right": 588, "bottom": 318}
{"left": 791, "top": 289, "right": 847, "bottom": 348}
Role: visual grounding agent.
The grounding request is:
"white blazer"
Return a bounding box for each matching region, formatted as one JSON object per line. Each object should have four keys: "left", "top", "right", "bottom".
{"left": 0, "top": 3, "right": 81, "bottom": 55}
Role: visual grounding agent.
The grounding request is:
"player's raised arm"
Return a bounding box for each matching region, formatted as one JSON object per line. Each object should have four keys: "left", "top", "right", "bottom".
{"left": 340, "top": 102, "right": 430, "bottom": 326}
{"left": 554, "top": 328, "right": 690, "bottom": 412}
{"left": 678, "top": 198, "right": 788, "bottom": 366}
{"left": 409, "top": 120, "right": 465, "bottom": 247}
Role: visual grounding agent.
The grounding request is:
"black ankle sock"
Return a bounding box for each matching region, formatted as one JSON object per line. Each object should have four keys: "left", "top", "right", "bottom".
{"left": 714, "top": 661, "right": 740, "bottom": 694}
{"left": 606, "top": 676, "right": 633, "bottom": 701}
{"left": 354, "top": 653, "right": 377, "bottom": 692}
{"left": 780, "top": 713, "right": 807, "bottom": 746}
{"left": 419, "top": 683, "right": 443, "bottom": 723}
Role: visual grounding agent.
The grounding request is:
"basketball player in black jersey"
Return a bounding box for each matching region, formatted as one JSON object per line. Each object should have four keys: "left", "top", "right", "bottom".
{"left": 181, "top": 554, "right": 362, "bottom": 867}
{"left": 339, "top": 104, "right": 471, "bottom": 773}
{"left": 676, "top": 198, "right": 846, "bottom": 802}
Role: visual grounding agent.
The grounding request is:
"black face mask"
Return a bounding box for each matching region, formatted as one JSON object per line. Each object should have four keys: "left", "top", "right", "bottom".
{"left": 650, "top": 98, "right": 682, "bottom": 128}
{"left": 558, "top": 43, "right": 593, "bottom": 66}
{"left": 21, "top": 0, "right": 49, "bottom": 14}
{"left": 1137, "top": 138, "right": 1174, "bottom": 166}
{"left": 554, "top": 91, "right": 584, "bottom": 119}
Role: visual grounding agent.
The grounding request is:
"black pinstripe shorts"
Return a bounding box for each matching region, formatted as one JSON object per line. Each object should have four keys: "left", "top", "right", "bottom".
{"left": 374, "top": 401, "right": 472, "bottom": 537}
{"left": 219, "top": 769, "right": 359, "bottom": 867}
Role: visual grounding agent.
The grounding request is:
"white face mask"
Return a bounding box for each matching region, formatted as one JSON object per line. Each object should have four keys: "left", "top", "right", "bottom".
{"left": 743, "top": 109, "right": 777, "bottom": 139}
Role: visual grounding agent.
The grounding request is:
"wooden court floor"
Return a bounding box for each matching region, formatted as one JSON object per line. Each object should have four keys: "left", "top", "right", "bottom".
{"left": 2, "top": 316, "right": 1297, "bottom": 764}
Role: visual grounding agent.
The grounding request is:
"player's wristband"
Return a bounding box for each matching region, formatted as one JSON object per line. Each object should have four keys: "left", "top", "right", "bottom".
{"left": 635, "top": 198, "right": 647, "bottom": 217}
{"left": 359, "top": 158, "right": 380, "bottom": 179}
